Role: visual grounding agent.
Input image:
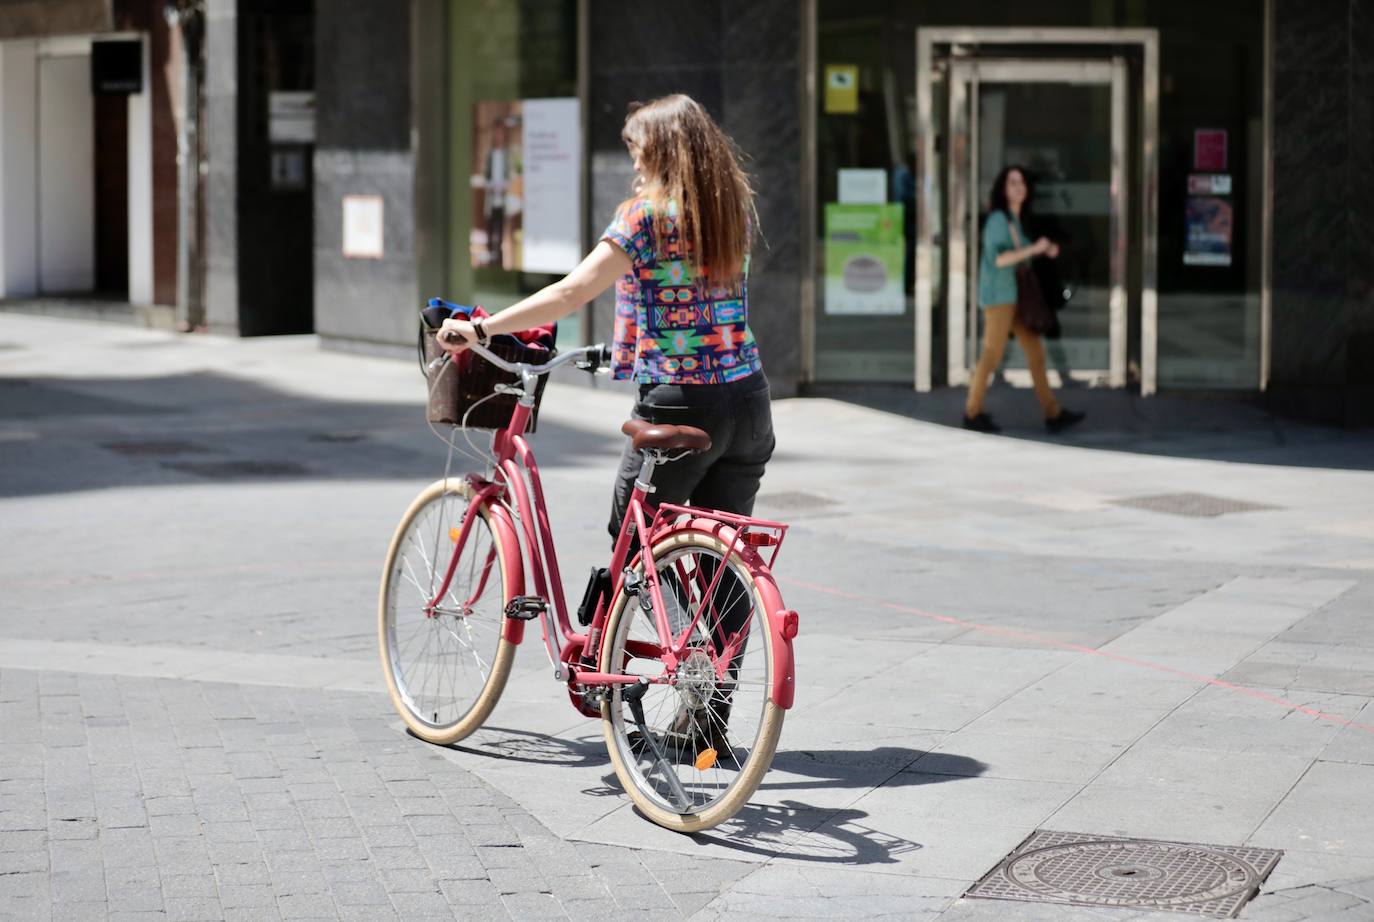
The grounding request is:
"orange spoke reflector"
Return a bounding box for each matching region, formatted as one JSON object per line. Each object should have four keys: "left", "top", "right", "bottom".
{"left": 449, "top": 527, "right": 461, "bottom": 543}
{"left": 694, "top": 748, "right": 718, "bottom": 771}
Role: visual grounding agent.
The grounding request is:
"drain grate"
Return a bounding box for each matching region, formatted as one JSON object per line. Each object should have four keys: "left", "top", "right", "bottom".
{"left": 754, "top": 490, "right": 840, "bottom": 514}
{"left": 1111, "top": 492, "right": 1279, "bottom": 518}
{"left": 104, "top": 439, "right": 211, "bottom": 457}
{"left": 966, "top": 830, "right": 1282, "bottom": 918}
{"left": 163, "top": 460, "right": 311, "bottom": 479}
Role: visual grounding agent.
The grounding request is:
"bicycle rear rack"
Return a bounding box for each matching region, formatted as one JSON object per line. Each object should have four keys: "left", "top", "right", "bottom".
{"left": 651, "top": 503, "right": 789, "bottom": 572}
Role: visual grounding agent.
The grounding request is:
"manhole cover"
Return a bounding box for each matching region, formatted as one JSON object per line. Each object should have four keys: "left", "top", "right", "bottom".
{"left": 754, "top": 491, "right": 839, "bottom": 514}
{"left": 103, "top": 439, "right": 211, "bottom": 457}
{"left": 163, "top": 460, "right": 311, "bottom": 478}
{"left": 966, "top": 830, "right": 1282, "bottom": 918}
{"left": 1111, "top": 492, "right": 1279, "bottom": 517}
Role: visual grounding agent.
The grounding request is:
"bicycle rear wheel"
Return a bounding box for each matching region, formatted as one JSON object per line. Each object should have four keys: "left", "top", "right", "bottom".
{"left": 599, "top": 528, "right": 784, "bottom": 833}
{"left": 379, "top": 478, "right": 516, "bottom": 744}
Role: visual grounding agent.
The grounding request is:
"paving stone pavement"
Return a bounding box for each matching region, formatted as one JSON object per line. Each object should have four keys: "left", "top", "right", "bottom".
{"left": 4, "top": 313, "right": 1374, "bottom": 920}
{"left": 0, "top": 668, "right": 753, "bottom": 920}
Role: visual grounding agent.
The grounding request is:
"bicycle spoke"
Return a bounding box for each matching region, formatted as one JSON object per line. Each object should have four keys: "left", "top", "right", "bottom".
{"left": 384, "top": 489, "right": 509, "bottom": 733}
{"left": 605, "top": 537, "right": 777, "bottom": 823}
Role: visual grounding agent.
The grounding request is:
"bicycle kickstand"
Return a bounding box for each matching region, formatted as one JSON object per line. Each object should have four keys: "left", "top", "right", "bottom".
{"left": 622, "top": 680, "right": 692, "bottom": 812}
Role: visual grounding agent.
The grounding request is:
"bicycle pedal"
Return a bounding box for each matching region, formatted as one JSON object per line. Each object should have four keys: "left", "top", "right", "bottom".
{"left": 504, "top": 596, "right": 547, "bottom": 621}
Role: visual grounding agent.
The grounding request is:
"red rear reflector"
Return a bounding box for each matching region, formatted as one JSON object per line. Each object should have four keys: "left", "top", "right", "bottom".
{"left": 780, "top": 610, "right": 799, "bottom": 639}
{"left": 742, "top": 532, "right": 779, "bottom": 546}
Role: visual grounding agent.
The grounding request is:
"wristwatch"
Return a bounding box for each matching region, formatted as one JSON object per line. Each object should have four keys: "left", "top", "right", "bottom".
{"left": 472, "top": 319, "right": 490, "bottom": 345}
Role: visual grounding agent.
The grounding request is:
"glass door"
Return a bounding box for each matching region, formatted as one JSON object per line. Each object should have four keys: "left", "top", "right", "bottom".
{"left": 946, "top": 58, "right": 1127, "bottom": 388}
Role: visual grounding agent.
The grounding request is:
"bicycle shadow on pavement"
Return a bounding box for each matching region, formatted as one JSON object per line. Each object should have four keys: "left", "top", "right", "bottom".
{"left": 444, "top": 725, "right": 610, "bottom": 769}
{"left": 442, "top": 726, "right": 982, "bottom": 868}
{"left": 676, "top": 749, "right": 985, "bottom": 865}
{"left": 689, "top": 800, "right": 925, "bottom": 866}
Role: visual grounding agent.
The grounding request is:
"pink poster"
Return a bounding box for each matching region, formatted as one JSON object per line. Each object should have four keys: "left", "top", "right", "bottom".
{"left": 1193, "top": 129, "right": 1228, "bottom": 172}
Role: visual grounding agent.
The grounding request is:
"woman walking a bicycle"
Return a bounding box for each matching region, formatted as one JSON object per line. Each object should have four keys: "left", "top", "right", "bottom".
{"left": 437, "top": 93, "right": 770, "bottom": 748}
{"left": 963, "top": 165, "right": 1084, "bottom": 435}
{"left": 438, "top": 93, "right": 775, "bottom": 540}
{"left": 387, "top": 93, "right": 794, "bottom": 832}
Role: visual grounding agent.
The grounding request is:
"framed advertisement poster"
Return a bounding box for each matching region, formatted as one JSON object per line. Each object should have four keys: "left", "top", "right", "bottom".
{"left": 823, "top": 203, "right": 905, "bottom": 315}
{"left": 470, "top": 98, "right": 581, "bottom": 274}
{"left": 1183, "top": 195, "right": 1232, "bottom": 267}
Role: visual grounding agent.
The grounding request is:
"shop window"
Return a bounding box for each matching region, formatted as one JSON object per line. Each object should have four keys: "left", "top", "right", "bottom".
{"left": 448, "top": 0, "right": 582, "bottom": 348}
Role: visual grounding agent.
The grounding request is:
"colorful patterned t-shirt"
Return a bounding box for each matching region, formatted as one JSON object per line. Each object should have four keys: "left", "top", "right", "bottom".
{"left": 600, "top": 198, "right": 763, "bottom": 384}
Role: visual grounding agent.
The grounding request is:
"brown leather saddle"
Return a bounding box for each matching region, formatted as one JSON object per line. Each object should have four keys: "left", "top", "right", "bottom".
{"left": 621, "top": 419, "right": 712, "bottom": 454}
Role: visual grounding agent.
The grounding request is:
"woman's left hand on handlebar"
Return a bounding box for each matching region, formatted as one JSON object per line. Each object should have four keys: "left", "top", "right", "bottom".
{"left": 438, "top": 318, "right": 476, "bottom": 354}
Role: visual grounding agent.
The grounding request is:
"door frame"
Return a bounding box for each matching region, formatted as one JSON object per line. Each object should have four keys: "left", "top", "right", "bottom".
{"left": 914, "top": 27, "right": 1160, "bottom": 394}
{"left": 946, "top": 57, "right": 1128, "bottom": 388}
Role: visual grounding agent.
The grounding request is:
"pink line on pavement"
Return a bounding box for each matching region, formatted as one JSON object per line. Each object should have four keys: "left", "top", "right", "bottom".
{"left": 781, "top": 576, "right": 1374, "bottom": 736}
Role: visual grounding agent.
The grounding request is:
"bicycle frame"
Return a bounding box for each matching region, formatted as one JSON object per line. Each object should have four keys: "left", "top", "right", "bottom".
{"left": 421, "top": 347, "right": 797, "bottom": 710}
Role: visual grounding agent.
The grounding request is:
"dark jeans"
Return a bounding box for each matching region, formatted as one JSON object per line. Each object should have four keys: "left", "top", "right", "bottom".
{"left": 608, "top": 370, "right": 775, "bottom": 542}
{"left": 608, "top": 371, "right": 774, "bottom": 681}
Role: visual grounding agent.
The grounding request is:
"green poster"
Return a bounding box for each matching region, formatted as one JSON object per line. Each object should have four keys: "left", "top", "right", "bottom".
{"left": 823, "top": 203, "right": 905, "bottom": 315}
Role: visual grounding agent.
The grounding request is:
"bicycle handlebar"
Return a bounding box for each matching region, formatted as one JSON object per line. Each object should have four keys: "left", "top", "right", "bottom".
{"left": 430, "top": 334, "right": 612, "bottom": 386}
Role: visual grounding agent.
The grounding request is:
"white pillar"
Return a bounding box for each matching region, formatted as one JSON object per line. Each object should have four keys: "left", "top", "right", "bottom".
{"left": 127, "top": 33, "right": 154, "bottom": 305}
{"left": 36, "top": 46, "right": 93, "bottom": 293}
{"left": 0, "top": 40, "right": 38, "bottom": 298}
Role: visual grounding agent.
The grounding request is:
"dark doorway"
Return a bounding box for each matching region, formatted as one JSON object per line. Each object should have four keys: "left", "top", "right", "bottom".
{"left": 94, "top": 94, "right": 130, "bottom": 296}
{"left": 237, "top": 0, "right": 315, "bottom": 335}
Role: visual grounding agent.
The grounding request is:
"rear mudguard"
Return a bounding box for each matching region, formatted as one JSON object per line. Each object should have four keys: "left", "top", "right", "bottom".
{"left": 677, "top": 518, "right": 797, "bottom": 710}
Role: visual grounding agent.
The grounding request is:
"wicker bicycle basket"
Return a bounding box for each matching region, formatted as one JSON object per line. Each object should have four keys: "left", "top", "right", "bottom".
{"left": 420, "top": 328, "right": 553, "bottom": 431}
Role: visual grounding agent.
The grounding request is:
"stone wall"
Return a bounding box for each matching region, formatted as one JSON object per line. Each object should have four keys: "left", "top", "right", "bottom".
{"left": 1271, "top": 0, "right": 1374, "bottom": 426}
{"left": 312, "top": 0, "right": 418, "bottom": 350}
{"left": 586, "top": 0, "right": 805, "bottom": 396}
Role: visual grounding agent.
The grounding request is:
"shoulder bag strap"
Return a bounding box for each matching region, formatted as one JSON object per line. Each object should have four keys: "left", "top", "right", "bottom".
{"left": 1007, "top": 215, "right": 1023, "bottom": 252}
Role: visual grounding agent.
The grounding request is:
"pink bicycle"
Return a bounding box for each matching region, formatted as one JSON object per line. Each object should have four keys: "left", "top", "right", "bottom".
{"left": 378, "top": 339, "right": 799, "bottom": 832}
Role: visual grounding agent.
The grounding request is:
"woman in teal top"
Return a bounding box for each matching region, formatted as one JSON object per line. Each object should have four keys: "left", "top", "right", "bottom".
{"left": 964, "top": 165, "right": 1084, "bottom": 435}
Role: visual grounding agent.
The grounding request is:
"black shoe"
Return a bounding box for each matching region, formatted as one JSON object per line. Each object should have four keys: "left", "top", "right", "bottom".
{"left": 962, "top": 412, "right": 1000, "bottom": 433}
{"left": 1045, "top": 408, "right": 1085, "bottom": 434}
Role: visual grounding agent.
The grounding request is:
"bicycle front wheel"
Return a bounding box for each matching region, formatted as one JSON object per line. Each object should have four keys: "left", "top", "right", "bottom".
{"left": 379, "top": 478, "right": 517, "bottom": 745}
{"left": 600, "top": 528, "right": 785, "bottom": 833}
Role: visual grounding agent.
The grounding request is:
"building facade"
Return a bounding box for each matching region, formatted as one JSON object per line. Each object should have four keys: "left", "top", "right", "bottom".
{"left": 0, "top": 0, "right": 186, "bottom": 316}
{"left": 5, "top": 1, "right": 1370, "bottom": 426}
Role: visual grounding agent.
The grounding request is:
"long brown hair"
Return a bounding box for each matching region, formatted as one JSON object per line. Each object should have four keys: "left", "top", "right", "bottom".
{"left": 620, "top": 94, "right": 757, "bottom": 285}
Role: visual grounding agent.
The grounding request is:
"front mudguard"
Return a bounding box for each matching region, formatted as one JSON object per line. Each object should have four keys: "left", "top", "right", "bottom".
{"left": 461, "top": 481, "right": 527, "bottom": 645}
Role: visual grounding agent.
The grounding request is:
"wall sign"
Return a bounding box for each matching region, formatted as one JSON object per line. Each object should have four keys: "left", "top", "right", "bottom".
{"left": 342, "top": 195, "right": 384, "bottom": 259}
{"left": 1187, "top": 173, "right": 1232, "bottom": 195}
{"left": 1193, "top": 129, "right": 1228, "bottom": 172}
{"left": 90, "top": 40, "right": 142, "bottom": 95}
{"left": 824, "top": 65, "right": 859, "bottom": 114}
{"left": 837, "top": 168, "right": 886, "bottom": 204}
{"left": 521, "top": 98, "right": 581, "bottom": 273}
{"left": 269, "top": 92, "right": 316, "bottom": 144}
